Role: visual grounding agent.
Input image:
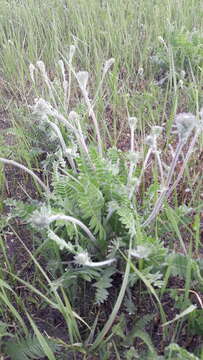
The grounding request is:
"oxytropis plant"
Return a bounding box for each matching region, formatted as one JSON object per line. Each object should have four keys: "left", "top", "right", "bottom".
{"left": 1, "top": 46, "right": 203, "bottom": 351}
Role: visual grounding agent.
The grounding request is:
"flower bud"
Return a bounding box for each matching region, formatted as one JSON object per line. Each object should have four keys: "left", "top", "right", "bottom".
{"left": 32, "top": 98, "right": 53, "bottom": 117}
{"left": 103, "top": 58, "right": 115, "bottom": 75}
{"left": 145, "top": 135, "right": 155, "bottom": 148}
{"left": 30, "top": 207, "right": 51, "bottom": 229}
{"left": 128, "top": 116, "right": 137, "bottom": 129}
{"left": 151, "top": 126, "right": 163, "bottom": 137}
{"left": 36, "top": 60, "right": 46, "bottom": 75}
{"left": 29, "top": 63, "right": 36, "bottom": 83}
{"left": 58, "top": 59, "right": 65, "bottom": 74}
{"left": 76, "top": 71, "right": 89, "bottom": 90}
{"left": 68, "top": 111, "right": 79, "bottom": 123}
{"left": 69, "top": 45, "right": 76, "bottom": 63}
{"left": 130, "top": 245, "right": 152, "bottom": 259}
{"left": 74, "top": 251, "right": 91, "bottom": 266}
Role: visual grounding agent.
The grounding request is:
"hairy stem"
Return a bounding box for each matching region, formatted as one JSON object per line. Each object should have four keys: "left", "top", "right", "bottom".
{"left": 0, "top": 157, "right": 49, "bottom": 193}
{"left": 80, "top": 88, "right": 103, "bottom": 157}
{"left": 142, "top": 140, "right": 184, "bottom": 227}
{"left": 46, "top": 119, "right": 76, "bottom": 173}
{"left": 48, "top": 214, "right": 98, "bottom": 246}
{"left": 166, "top": 130, "right": 199, "bottom": 199}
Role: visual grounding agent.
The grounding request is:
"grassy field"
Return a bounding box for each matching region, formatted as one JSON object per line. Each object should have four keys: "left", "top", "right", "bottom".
{"left": 0, "top": 0, "right": 203, "bottom": 359}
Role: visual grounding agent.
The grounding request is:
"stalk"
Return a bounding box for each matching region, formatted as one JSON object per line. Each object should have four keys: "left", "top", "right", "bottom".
{"left": 0, "top": 157, "right": 49, "bottom": 193}
{"left": 142, "top": 140, "right": 183, "bottom": 227}
{"left": 166, "top": 130, "right": 200, "bottom": 199}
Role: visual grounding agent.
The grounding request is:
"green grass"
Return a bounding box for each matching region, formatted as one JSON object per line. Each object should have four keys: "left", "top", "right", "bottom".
{"left": 0, "top": 0, "right": 203, "bottom": 359}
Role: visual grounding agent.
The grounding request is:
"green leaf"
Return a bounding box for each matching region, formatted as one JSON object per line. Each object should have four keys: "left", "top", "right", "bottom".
{"left": 77, "top": 180, "right": 105, "bottom": 239}
{"left": 188, "top": 310, "right": 203, "bottom": 335}
{"left": 5, "top": 334, "right": 58, "bottom": 360}
{"left": 117, "top": 205, "right": 136, "bottom": 235}
{"left": 27, "top": 314, "right": 57, "bottom": 360}
{"left": 93, "top": 267, "right": 114, "bottom": 304}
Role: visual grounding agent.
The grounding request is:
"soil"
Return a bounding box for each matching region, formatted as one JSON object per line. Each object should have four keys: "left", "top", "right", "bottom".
{"left": 0, "top": 103, "right": 203, "bottom": 359}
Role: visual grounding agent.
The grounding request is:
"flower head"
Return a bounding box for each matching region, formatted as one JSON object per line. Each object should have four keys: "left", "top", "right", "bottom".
{"left": 29, "top": 207, "right": 51, "bottom": 229}
{"left": 130, "top": 245, "right": 152, "bottom": 259}
{"left": 175, "top": 112, "right": 197, "bottom": 142}
{"left": 32, "top": 98, "right": 53, "bottom": 119}
{"left": 76, "top": 71, "right": 89, "bottom": 91}
{"left": 68, "top": 111, "right": 79, "bottom": 123}
{"left": 145, "top": 126, "right": 163, "bottom": 151}
{"left": 151, "top": 126, "right": 163, "bottom": 137}
{"left": 128, "top": 116, "right": 137, "bottom": 130}
{"left": 74, "top": 251, "right": 91, "bottom": 266}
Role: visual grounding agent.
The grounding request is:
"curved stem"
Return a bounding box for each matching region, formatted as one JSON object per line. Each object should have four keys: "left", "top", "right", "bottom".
{"left": 49, "top": 214, "right": 98, "bottom": 246}
{"left": 46, "top": 119, "right": 76, "bottom": 173}
{"left": 85, "top": 258, "right": 116, "bottom": 267}
{"left": 0, "top": 157, "right": 49, "bottom": 193}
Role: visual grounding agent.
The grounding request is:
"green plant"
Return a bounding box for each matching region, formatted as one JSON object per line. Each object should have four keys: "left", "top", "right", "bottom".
{"left": 1, "top": 46, "right": 203, "bottom": 358}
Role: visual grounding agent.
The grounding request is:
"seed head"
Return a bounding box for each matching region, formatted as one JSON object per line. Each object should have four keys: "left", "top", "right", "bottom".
{"left": 158, "top": 36, "right": 165, "bottom": 45}
{"left": 138, "top": 67, "right": 144, "bottom": 77}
